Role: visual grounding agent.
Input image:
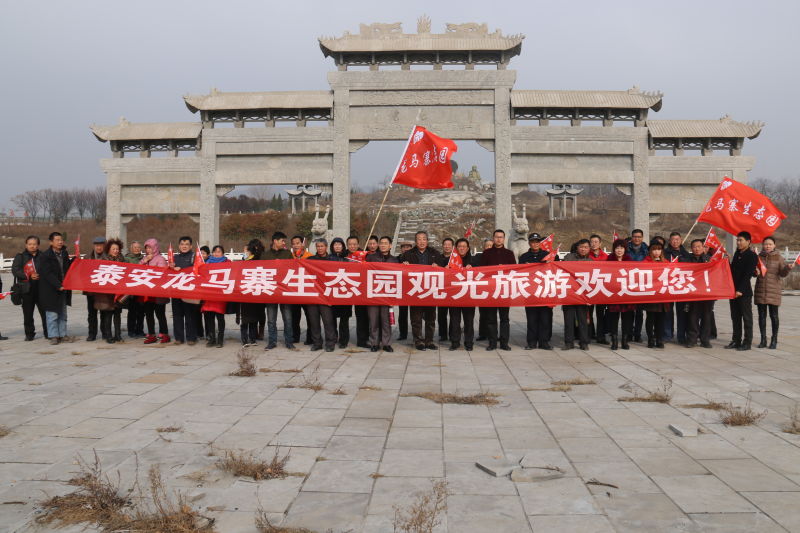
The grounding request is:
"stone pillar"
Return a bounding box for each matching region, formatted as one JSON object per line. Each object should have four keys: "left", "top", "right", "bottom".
{"left": 332, "top": 87, "right": 351, "bottom": 238}
{"left": 631, "top": 130, "right": 651, "bottom": 241}
{"left": 105, "top": 173, "right": 123, "bottom": 241}
{"left": 494, "top": 86, "right": 513, "bottom": 236}
{"left": 199, "top": 158, "right": 219, "bottom": 247}
{"left": 118, "top": 215, "right": 134, "bottom": 245}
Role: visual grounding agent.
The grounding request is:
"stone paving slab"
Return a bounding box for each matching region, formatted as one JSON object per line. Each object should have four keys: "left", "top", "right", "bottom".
{"left": 0, "top": 289, "right": 799, "bottom": 532}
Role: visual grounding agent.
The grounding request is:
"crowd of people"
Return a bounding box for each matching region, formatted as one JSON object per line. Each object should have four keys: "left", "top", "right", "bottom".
{"left": 5, "top": 226, "right": 794, "bottom": 353}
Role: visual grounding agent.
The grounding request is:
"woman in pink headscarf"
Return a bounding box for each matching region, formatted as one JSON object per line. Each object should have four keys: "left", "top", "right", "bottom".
{"left": 140, "top": 238, "right": 170, "bottom": 344}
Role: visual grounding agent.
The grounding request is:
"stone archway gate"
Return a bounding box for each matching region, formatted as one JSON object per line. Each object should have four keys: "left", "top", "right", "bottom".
{"left": 92, "top": 21, "right": 763, "bottom": 246}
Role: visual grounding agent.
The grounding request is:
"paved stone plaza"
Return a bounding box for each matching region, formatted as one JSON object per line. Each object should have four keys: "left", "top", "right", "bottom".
{"left": 1, "top": 291, "right": 800, "bottom": 532}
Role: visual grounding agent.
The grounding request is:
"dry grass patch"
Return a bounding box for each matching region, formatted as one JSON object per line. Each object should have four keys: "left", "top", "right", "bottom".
{"left": 343, "top": 348, "right": 365, "bottom": 354}
{"left": 392, "top": 480, "right": 448, "bottom": 533}
{"left": 0, "top": 425, "right": 10, "bottom": 438}
{"left": 358, "top": 386, "right": 382, "bottom": 391}
{"left": 523, "top": 384, "right": 572, "bottom": 392}
{"left": 279, "top": 366, "right": 324, "bottom": 392}
{"left": 71, "top": 351, "right": 83, "bottom": 356}
{"left": 216, "top": 449, "right": 293, "bottom": 481}
{"left": 156, "top": 426, "right": 182, "bottom": 433}
{"left": 73, "top": 363, "right": 89, "bottom": 367}
{"left": 255, "top": 505, "right": 315, "bottom": 533}
{"left": 401, "top": 391, "right": 500, "bottom": 406}
{"left": 370, "top": 472, "right": 385, "bottom": 479}
{"left": 680, "top": 399, "right": 726, "bottom": 411}
{"left": 720, "top": 398, "right": 767, "bottom": 426}
{"left": 230, "top": 348, "right": 257, "bottom": 377}
{"left": 784, "top": 404, "right": 800, "bottom": 435}
{"left": 38, "top": 351, "right": 56, "bottom": 355}
{"left": 259, "top": 368, "right": 302, "bottom": 374}
{"left": 330, "top": 386, "right": 347, "bottom": 396}
{"left": 618, "top": 378, "right": 673, "bottom": 404}
{"left": 551, "top": 377, "right": 597, "bottom": 386}
{"left": 35, "top": 453, "right": 213, "bottom": 532}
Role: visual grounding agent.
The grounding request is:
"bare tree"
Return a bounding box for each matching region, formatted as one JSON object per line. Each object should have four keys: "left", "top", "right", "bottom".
{"left": 88, "top": 186, "right": 107, "bottom": 222}
{"left": 12, "top": 191, "right": 42, "bottom": 221}
{"left": 39, "top": 189, "right": 58, "bottom": 222}
{"left": 74, "top": 188, "right": 91, "bottom": 219}
{"left": 49, "top": 189, "right": 75, "bottom": 223}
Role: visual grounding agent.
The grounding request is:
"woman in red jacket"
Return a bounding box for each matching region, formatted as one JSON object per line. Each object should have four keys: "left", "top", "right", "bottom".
{"left": 606, "top": 239, "right": 635, "bottom": 350}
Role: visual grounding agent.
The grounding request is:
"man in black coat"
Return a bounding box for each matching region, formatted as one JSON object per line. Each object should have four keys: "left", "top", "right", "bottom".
{"left": 400, "top": 231, "right": 444, "bottom": 351}
{"left": 38, "top": 231, "right": 73, "bottom": 345}
{"left": 480, "top": 229, "right": 516, "bottom": 351}
{"left": 727, "top": 231, "right": 758, "bottom": 351}
{"left": 169, "top": 236, "right": 200, "bottom": 345}
{"left": 682, "top": 239, "right": 713, "bottom": 349}
{"left": 307, "top": 238, "right": 342, "bottom": 352}
{"left": 11, "top": 235, "right": 47, "bottom": 340}
{"left": 518, "top": 233, "right": 553, "bottom": 350}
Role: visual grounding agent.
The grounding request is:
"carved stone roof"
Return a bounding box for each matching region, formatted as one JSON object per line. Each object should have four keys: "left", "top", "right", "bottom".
{"left": 647, "top": 116, "right": 764, "bottom": 139}
{"left": 90, "top": 118, "right": 201, "bottom": 142}
{"left": 511, "top": 87, "right": 663, "bottom": 110}
{"left": 319, "top": 22, "right": 524, "bottom": 54}
{"left": 184, "top": 90, "right": 333, "bottom": 112}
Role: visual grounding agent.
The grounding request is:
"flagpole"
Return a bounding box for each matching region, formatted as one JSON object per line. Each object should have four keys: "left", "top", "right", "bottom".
{"left": 363, "top": 126, "right": 417, "bottom": 249}
{"left": 684, "top": 215, "right": 701, "bottom": 244}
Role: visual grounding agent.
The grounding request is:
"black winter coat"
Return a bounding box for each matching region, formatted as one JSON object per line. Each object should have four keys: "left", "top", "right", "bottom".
{"left": 38, "top": 247, "right": 72, "bottom": 312}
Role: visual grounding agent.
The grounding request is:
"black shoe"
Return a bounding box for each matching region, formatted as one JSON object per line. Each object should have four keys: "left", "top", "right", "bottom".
{"left": 25, "top": 336, "right": 34, "bottom": 341}
{"left": 286, "top": 343, "right": 295, "bottom": 350}
{"left": 621, "top": 336, "right": 630, "bottom": 350}
{"left": 357, "top": 342, "right": 369, "bottom": 349}
{"left": 465, "top": 344, "right": 473, "bottom": 351}
{"left": 610, "top": 336, "right": 618, "bottom": 350}
{"left": 579, "top": 343, "right": 589, "bottom": 351}
{"left": 758, "top": 338, "right": 767, "bottom": 349}
{"left": 383, "top": 345, "right": 393, "bottom": 352}
{"left": 500, "top": 344, "right": 511, "bottom": 351}
{"left": 769, "top": 337, "right": 777, "bottom": 350}
{"left": 486, "top": 343, "right": 497, "bottom": 351}
{"left": 415, "top": 343, "right": 426, "bottom": 351}
{"left": 325, "top": 346, "right": 334, "bottom": 352}
{"left": 524, "top": 344, "right": 534, "bottom": 350}
{"left": 633, "top": 336, "right": 643, "bottom": 343}
{"left": 370, "top": 346, "right": 379, "bottom": 352}
{"left": 656, "top": 342, "right": 665, "bottom": 349}
{"left": 206, "top": 338, "right": 216, "bottom": 347}
{"left": 106, "top": 338, "right": 115, "bottom": 344}
{"left": 701, "top": 342, "right": 712, "bottom": 348}
{"left": 265, "top": 343, "right": 276, "bottom": 350}
{"left": 338, "top": 343, "right": 347, "bottom": 349}
{"left": 562, "top": 343, "right": 575, "bottom": 351}
{"left": 647, "top": 339, "right": 655, "bottom": 348}
{"left": 725, "top": 341, "right": 740, "bottom": 350}
{"left": 86, "top": 335, "right": 96, "bottom": 342}
{"left": 397, "top": 335, "right": 407, "bottom": 341}
{"left": 539, "top": 342, "right": 552, "bottom": 351}
{"left": 312, "top": 344, "right": 323, "bottom": 351}
{"left": 426, "top": 343, "right": 437, "bottom": 350}
{"left": 737, "top": 344, "right": 751, "bottom": 351}
{"left": 448, "top": 344, "right": 458, "bottom": 351}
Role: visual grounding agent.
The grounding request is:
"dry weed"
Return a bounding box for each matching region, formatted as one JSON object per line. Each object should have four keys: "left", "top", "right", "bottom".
{"left": 618, "top": 377, "right": 673, "bottom": 404}
{"left": 217, "top": 449, "right": 291, "bottom": 481}
{"left": 0, "top": 426, "right": 10, "bottom": 438}
{"left": 230, "top": 348, "right": 257, "bottom": 377}
{"left": 157, "top": 426, "right": 182, "bottom": 433}
{"left": 522, "top": 385, "right": 572, "bottom": 392}
{"left": 279, "top": 365, "right": 324, "bottom": 391}
{"left": 784, "top": 404, "right": 800, "bottom": 435}
{"left": 71, "top": 351, "right": 83, "bottom": 356}
{"left": 370, "top": 473, "right": 385, "bottom": 479}
{"left": 359, "top": 386, "right": 382, "bottom": 391}
{"left": 73, "top": 363, "right": 89, "bottom": 367}
{"left": 255, "top": 503, "right": 315, "bottom": 533}
{"left": 330, "top": 386, "right": 347, "bottom": 396}
{"left": 401, "top": 391, "right": 500, "bottom": 406}
{"left": 35, "top": 452, "right": 213, "bottom": 532}
{"left": 392, "top": 480, "right": 448, "bottom": 533}
{"left": 259, "top": 368, "right": 302, "bottom": 374}
{"left": 720, "top": 397, "right": 767, "bottom": 426}
{"left": 551, "top": 377, "right": 597, "bottom": 386}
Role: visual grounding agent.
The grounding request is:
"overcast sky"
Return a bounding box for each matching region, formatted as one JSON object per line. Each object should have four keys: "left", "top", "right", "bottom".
{"left": 1, "top": 0, "right": 797, "bottom": 210}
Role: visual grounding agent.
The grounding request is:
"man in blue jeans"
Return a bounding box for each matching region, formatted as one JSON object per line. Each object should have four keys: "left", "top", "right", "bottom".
{"left": 38, "top": 232, "right": 74, "bottom": 345}
{"left": 263, "top": 231, "right": 294, "bottom": 350}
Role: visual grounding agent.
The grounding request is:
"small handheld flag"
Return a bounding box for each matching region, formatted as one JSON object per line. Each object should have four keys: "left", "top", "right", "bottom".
{"left": 23, "top": 259, "right": 36, "bottom": 279}
{"left": 167, "top": 243, "right": 174, "bottom": 265}
{"left": 447, "top": 250, "right": 463, "bottom": 269}
{"left": 193, "top": 245, "right": 205, "bottom": 276}
{"left": 539, "top": 234, "right": 555, "bottom": 252}
{"left": 74, "top": 234, "right": 81, "bottom": 258}
{"left": 757, "top": 256, "right": 767, "bottom": 277}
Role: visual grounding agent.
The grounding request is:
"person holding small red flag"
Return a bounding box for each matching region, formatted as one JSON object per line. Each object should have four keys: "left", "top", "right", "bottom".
{"left": 727, "top": 231, "right": 758, "bottom": 351}
{"left": 754, "top": 236, "right": 791, "bottom": 349}
{"left": 11, "top": 235, "right": 48, "bottom": 340}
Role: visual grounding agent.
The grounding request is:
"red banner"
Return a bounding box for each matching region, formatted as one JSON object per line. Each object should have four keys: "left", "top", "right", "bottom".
{"left": 391, "top": 126, "right": 458, "bottom": 190}
{"left": 64, "top": 259, "right": 735, "bottom": 307}
{"left": 698, "top": 177, "right": 786, "bottom": 243}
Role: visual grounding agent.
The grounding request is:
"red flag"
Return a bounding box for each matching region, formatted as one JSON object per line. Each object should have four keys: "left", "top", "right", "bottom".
{"left": 613, "top": 230, "right": 620, "bottom": 243}
{"left": 193, "top": 245, "right": 204, "bottom": 275}
{"left": 704, "top": 228, "right": 728, "bottom": 261}
{"left": 347, "top": 251, "right": 368, "bottom": 263}
{"left": 23, "top": 259, "right": 36, "bottom": 279}
{"left": 74, "top": 234, "right": 80, "bottom": 258}
{"left": 464, "top": 224, "right": 473, "bottom": 238}
{"left": 0, "top": 291, "right": 11, "bottom": 300}
{"left": 391, "top": 126, "right": 458, "bottom": 190}
{"left": 795, "top": 251, "right": 800, "bottom": 268}
{"left": 757, "top": 256, "right": 767, "bottom": 277}
{"left": 670, "top": 255, "right": 680, "bottom": 263}
{"left": 697, "top": 177, "right": 786, "bottom": 243}
{"left": 447, "top": 251, "right": 463, "bottom": 270}
{"left": 167, "top": 242, "right": 174, "bottom": 265}
{"left": 544, "top": 243, "right": 561, "bottom": 263}
{"left": 710, "top": 246, "right": 727, "bottom": 262}
{"left": 539, "top": 234, "right": 555, "bottom": 252}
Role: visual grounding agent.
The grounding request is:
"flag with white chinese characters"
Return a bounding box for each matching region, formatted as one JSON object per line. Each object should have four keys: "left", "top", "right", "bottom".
{"left": 704, "top": 228, "right": 728, "bottom": 262}
{"left": 697, "top": 177, "right": 786, "bottom": 243}
{"left": 392, "top": 126, "right": 458, "bottom": 190}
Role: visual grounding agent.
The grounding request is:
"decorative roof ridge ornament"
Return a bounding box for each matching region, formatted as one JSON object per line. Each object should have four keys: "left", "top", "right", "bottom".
{"left": 417, "top": 14, "right": 431, "bottom": 34}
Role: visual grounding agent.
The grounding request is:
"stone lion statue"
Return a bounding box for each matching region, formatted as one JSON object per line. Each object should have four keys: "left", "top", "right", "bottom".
{"left": 511, "top": 204, "right": 529, "bottom": 259}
